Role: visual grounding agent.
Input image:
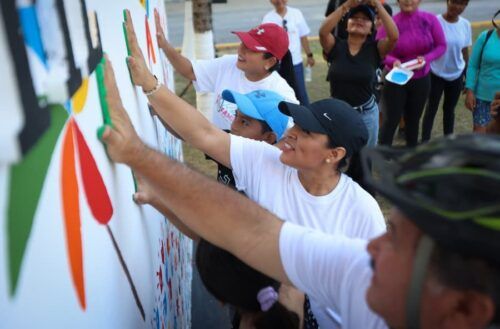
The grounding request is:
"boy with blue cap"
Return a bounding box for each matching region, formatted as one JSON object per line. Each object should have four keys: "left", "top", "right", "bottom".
{"left": 210, "top": 89, "right": 289, "bottom": 189}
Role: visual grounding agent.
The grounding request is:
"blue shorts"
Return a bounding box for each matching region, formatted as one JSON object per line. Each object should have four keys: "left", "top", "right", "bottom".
{"left": 473, "top": 99, "right": 492, "bottom": 127}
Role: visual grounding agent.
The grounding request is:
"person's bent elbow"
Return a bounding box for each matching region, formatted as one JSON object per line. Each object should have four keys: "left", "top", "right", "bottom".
{"left": 180, "top": 63, "right": 196, "bottom": 81}
{"left": 319, "top": 29, "right": 333, "bottom": 53}
{"left": 388, "top": 31, "right": 399, "bottom": 44}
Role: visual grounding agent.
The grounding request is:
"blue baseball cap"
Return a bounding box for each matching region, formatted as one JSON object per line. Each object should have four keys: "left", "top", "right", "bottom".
{"left": 222, "top": 89, "right": 289, "bottom": 140}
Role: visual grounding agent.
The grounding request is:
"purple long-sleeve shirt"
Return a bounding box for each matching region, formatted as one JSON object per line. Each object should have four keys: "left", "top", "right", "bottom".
{"left": 377, "top": 10, "right": 446, "bottom": 79}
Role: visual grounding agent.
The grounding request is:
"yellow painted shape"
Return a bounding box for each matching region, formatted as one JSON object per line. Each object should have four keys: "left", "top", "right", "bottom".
{"left": 72, "top": 78, "right": 89, "bottom": 114}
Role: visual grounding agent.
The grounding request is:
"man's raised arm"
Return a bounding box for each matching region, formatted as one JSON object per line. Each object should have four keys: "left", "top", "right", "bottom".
{"left": 99, "top": 55, "right": 289, "bottom": 284}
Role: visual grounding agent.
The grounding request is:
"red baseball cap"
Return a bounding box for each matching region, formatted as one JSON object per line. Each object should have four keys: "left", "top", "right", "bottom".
{"left": 232, "top": 23, "right": 289, "bottom": 60}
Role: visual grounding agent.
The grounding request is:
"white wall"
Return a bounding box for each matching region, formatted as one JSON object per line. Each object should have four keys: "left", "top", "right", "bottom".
{"left": 0, "top": 1, "right": 191, "bottom": 328}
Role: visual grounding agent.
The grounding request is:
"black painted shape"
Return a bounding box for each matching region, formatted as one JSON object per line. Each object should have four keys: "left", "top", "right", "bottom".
{"left": 1, "top": 0, "right": 50, "bottom": 156}
{"left": 80, "top": 0, "right": 102, "bottom": 74}
{"left": 55, "top": 0, "right": 82, "bottom": 97}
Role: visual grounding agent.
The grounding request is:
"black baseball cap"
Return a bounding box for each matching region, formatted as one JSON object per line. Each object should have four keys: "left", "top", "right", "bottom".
{"left": 278, "top": 99, "right": 368, "bottom": 157}
{"left": 348, "top": 4, "right": 376, "bottom": 22}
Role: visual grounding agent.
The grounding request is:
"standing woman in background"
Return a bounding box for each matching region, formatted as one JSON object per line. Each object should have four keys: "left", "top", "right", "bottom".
{"left": 377, "top": 0, "right": 446, "bottom": 147}
{"left": 263, "top": 0, "right": 315, "bottom": 106}
{"left": 319, "top": 0, "right": 398, "bottom": 147}
{"left": 421, "top": 0, "right": 471, "bottom": 142}
{"left": 465, "top": 10, "right": 500, "bottom": 133}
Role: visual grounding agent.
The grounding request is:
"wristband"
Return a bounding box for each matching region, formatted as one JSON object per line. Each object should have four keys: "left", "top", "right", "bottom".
{"left": 143, "top": 75, "right": 161, "bottom": 96}
{"left": 307, "top": 53, "right": 313, "bottom": 58}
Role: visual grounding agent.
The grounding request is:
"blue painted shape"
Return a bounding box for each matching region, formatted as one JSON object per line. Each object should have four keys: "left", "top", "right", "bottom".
{"left": 392, "top": 71, "right": 409, "bottom": 84}
{"left": 64, "top": 100, "right": 73, "bottom": 115}
{"left": 162, "top": 293, "right": 168, "bottom": 319}
{"left": 153, "top": 307, "right": 160, "bottom": 329}
{"left": 18, "top": 6, "right": 47, "bottom": 67}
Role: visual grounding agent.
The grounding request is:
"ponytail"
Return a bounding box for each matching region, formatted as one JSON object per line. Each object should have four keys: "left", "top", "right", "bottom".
{"left": 264, "top": 50, "right": 301, "bottom": 102}
{"left": 277, "top": 51, "right": 301, "bottom": 102}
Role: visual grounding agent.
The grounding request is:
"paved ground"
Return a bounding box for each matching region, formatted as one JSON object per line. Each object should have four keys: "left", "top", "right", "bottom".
{"left": 165, "top": 0, "right": 499, "bottom": 47}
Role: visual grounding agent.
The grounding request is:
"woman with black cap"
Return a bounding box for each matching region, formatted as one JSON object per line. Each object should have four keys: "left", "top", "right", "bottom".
{"left": 122, "top": 13, "right": 387, "bottom": 328}
{"left": 152, "top": 10, "right": 298, "bottom": 131}
{"left": 319, "top": 0, "right": 398, "bottom": 147}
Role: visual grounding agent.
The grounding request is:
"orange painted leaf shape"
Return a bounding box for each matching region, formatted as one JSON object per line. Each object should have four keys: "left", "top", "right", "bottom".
{"left": 61, "top": 119, "right": 86, "bottom": 309}
{"left": 72, "top": 121, "right": 113, "bottom": 224}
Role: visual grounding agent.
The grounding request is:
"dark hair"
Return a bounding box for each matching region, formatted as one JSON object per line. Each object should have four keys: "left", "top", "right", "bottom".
{"left": 326, "top": 135, "right": 348, "bottom": 170}
{"left": 257, "top": 119, "right": 273, "bottom": 134}
{"left": 263, "top": 52, "right": 281, "bottom": 72}
{"left": 196, "top": 240, "right": 300, "bottom": 328}
{"left": 264, "top": 51, "right": 301, "bottom": 102}
{"left": 429, "top": 244, "right": 500, "bottom": 324}
{"left": 256, "top": 119, "right": 277, "bottom": 144}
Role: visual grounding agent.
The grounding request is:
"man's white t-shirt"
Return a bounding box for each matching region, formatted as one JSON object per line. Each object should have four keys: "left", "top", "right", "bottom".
{"left": 280, "top": 222, "right": 388, "bottom": 329}
{"left": 430, "top": 15, "right": 472, "bottom": 81}
{"left": 230, "top": 135, "right": 386, "bottom": 328}
{"left": 262, "top": 6, "right": 310, "bottom": 65}
{"left": 191, "top": 55, "right": 298, "bottom": 130}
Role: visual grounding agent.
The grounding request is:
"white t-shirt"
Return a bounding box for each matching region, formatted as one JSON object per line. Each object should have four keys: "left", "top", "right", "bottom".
{"left": 230, "top": 135, "right": 386, "bottom": 328}
{"left": 192, "top": 55, "right": 298, "bottom": 130}
{"left": 430, "top": 15, "right": 472, "bottom": 81}
{"left": 280, "top": 222, "right": 388, "bottom": 329}
{"left": 262, "top": 6, "right": 311, "bottom": 65}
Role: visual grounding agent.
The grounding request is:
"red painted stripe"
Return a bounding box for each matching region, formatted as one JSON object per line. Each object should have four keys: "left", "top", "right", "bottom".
{"left": 145, "top": 15, "right": 156, "bottom": 64}
{"left": 73, "top": 121, "right": 113, "bottom": 224}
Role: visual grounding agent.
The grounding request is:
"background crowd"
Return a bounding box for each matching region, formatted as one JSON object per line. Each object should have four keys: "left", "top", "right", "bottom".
{"left": 102, "top": 1, "right": 500, "bottom": 328}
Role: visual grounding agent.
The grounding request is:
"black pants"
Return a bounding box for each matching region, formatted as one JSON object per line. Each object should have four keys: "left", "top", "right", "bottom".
{"left": 421, "top": 72, "right": 463, "bottom": 142}
{"left": 380, "top": 74, "right": 431, "bottom": 147}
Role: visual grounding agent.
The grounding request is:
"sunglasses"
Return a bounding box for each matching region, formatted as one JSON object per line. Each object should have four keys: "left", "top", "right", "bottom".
{"left": 282, "top": 19, "right": 288, "bottom": 32}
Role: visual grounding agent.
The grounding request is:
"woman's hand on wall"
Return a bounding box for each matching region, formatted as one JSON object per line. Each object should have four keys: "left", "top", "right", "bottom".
{"left": 154, "top": 9, "right": 169, "bottom": 51}
{"left": 123, "top": 9, "right": 157, "bottom": 91}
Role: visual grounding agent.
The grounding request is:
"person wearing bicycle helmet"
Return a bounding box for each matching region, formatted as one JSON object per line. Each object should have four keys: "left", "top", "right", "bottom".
{"left": 99, "top": 56, "right": 500, "bottom": 328}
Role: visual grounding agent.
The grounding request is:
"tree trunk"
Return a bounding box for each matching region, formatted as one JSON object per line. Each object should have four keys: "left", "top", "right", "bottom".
{"left": 192, "top": 0, "right": 212, "bottom": 32}
{"left": 191, "top": 0, "right": 215, "bottom": 121}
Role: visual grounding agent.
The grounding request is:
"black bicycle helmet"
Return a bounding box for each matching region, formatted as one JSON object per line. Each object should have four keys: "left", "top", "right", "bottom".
{"left": 362, "top": 134, "right": 500, "bottom": 263}
{"left": 361, "top": 134, "right": 500, "bottom": 328}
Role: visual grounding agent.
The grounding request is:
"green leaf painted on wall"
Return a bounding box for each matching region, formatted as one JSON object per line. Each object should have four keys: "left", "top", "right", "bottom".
{"left": 7, "top": 105, "right": 68, "bottom": 295}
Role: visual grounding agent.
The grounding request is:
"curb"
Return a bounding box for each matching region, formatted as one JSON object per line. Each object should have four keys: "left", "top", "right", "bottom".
{"left": 175, "top": 19, "right": 499, "bottom": 52}
{"left": 213, "top": 19, "right": 499, "bottom": 51}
